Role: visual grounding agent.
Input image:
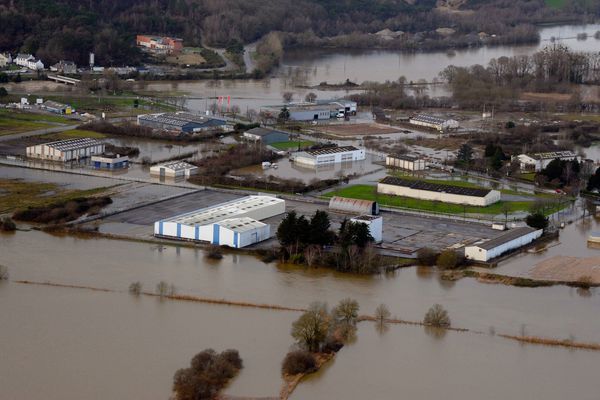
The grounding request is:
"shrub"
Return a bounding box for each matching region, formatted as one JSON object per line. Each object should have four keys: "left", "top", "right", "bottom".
{"left": 128, "top": 281, "right": 142, "bottom": 295}
{"left": 436, "top": 250, "right": 459, "bottom": 269}
{"left": 205, "top": 245, "right": 223, "bottom": 260}
{"left": 424, "top": 304, "right": 451, "bottom": 328}
{"left": 0, "top": 217, "right": 16, "bottom": 231}
{"left": 417, "top": 247, "right": 438, "bottom": 266}
{"left": 525, "top": 212, "right": 549, "bottom": 230}
{"left": 577, "top": 275, "right": 593, "bottom": 290}
{"left": 0, "top": 265, "right": 8, "bottom": 280}
{"left": 281, "top": 350, "right": 317, "bottom": 375}
{"left": 156, "top": 281, "right": 174, "bottom": 297}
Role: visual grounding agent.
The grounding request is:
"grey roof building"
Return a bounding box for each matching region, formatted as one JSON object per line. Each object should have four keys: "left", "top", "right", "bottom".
{"left": 243, "top": 127, "right": 289, "bottom": 145}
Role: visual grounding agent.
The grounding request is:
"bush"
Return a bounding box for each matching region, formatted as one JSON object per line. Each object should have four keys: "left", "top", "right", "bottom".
{"left": 424, "top": 304, "right": 451, "bottom": 328}
{"left": 417, "top": 247, "right": 438, "bottom": 266}
{"left": 128, "top": 281, "right": 142, "bottom": 295}
{"left": 577, "top": 275, "right": 593, "bottom": 290}
{"left": 436, "top": 250, "right": 459, "bottom": 269}
{"left": 156, "top": 281, "right": 175, "bottom": 297}
{"left": 0, "top": 217, "right": 16, "bottom": 231}
{"left": 281, "top": 350, "right": 317, "bottom": 375}
{"left": 525, "top": 212, "right": 549, "bottom": 230}
{"left": 205, "top": 245, "right": 223, "bottom": 260}
{"left": 12, "top": 197, "right": 112, "bottom": 224}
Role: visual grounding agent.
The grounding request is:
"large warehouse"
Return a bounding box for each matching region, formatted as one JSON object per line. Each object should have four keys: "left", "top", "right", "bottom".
{"left": 293, "top": 146, "right": 366, "bottom": 167}
{"left": 154, "top": 195, "right": 285, "bottom": 247}
{"left": 386, "top": 154, "right": 427, "bottom": 171}
{"left": 409, "top": 114, "right": 459, "bottom": 131}
{"left": 377, "top": 176, "right": 501, "bottom": 206}
{"left": 243, "top": 127, "right": 289, "bottom": 145}
{"left": 513, "top": 151, "right": 579, "bottom": 172}
{"left": 26, "top": 138, "right": 105, "bottom": 162}
{"left": 137, "top": 112, "right": 231, "bottom": 134}
{"left": 464, "top": 227, "right": 543, "bottom": 262}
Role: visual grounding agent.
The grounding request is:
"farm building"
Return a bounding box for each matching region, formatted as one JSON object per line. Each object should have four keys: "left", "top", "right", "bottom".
{"left": 293, "top": 146, "right": 366, "bottom": 167}
{"left": 409, "top": 114, "right": 459, "bottom": 131}
{"left": 329, "top": 196, "right": 379, "bottom": 215}
{"left": 377, "top": 176, "right": 501, "bottom": 206}
{"left": 513, "top": 151, "right": 580, "bottom": 172}
{"left": 386, "top": 154, "right": 427, "bottom": 171}
{"left": 464, "top": 227, "right": 543, "bottom": 262}
{"left": 137, "top": 112, "right": 231, "bottom": 134}
{"left": 26, "top": 138, "right": 105, "bottom": 162}
{"left": 91, "top": 153, "right": 129, "bottom": 169}
{"left": 243, "top": 127, "right": 289, "bottom": 145}
{"left": 154, "top": 196, "right": 285, "bottom": 247}
{"left": 42, "top": 100, "right": 73, "bottom": 114}
{"left": 150, "top": 161, "right": 198, "bottom": 178}
{"left": 350, "top": 215, "right": 383, "bottom": 243}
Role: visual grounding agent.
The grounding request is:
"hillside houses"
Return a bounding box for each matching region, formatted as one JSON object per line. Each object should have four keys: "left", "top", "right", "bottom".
{"left": 50, "top": 60, "right": 77, "bottom": 74}
{"left": 0, "top": 53, "right": 12, "bottom": 67}
{"left": 14, "top": 53, "right": 44, "bottom": 70}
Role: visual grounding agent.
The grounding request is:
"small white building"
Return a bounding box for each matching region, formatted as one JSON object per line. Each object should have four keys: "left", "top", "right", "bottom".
{"left": 0, "top": 53, "right": 12, "bottom": 67}
{"left": 15, "top": 53, "right": 34, "bottom": 67}
{"left": 212, "top": 217, "right": 271, "bottom": 248}
{"left": 409, "top": 114, "right": 459, "bottom": 131}
{"left": 329, "top": 100, "right": 357, "bottom": 115}
{"left": 150, "top": 161, "right": 198, "bottom": 178}
{"left": 377, "top": 176, "right": 501, "bottom": 206}
{"left": 350, "top": 215, "right": 383, "bottom": 243}
{"left": 26, "top": 138, "right": 105, "bottom": 162}
{"left": 154, "top": 195, "right": 285, "bottom": 247}
{"left": 386, "top": 154, "right": 427, "bottom": 171}
{"left": 464, "top": 227, "right": 543, "bottom": 262}
{"left": 513, "top": 151, "right": 580, "bottom": 172}
{"left": 293, "top": 146, "right": 365, "bottom": 167}
{"left": 27, "top": 58, "right": 44, "bottom": 71}
{"left": 92, "top": 153, "right": 129, "bottom": 169}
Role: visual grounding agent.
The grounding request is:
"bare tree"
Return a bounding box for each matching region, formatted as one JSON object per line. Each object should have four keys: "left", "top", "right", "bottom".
{"left": 374, "top": 303, "right": 390, "bottom": 323}
{"left": 424, "top": 304, "right": 451, "bottom": 328}
{"left": 283, "top": 91, "right": 294, "bottom": 103}
{"left": 333, "top": 298, "right": 360, "bottom": 325}
{"left": 304, "top": 92, "right": 317, "bottom": 103}
{"left": 291, "top": 302, "right": 331, "bottom": 352}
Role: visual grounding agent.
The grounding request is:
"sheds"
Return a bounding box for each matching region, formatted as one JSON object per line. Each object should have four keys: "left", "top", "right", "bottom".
{"left": 91, "top": 153, "right": 129, "bottom": 169}
{"left": 350, "top": 215, "right": 383, "bottom": 243}
{"left": 464, "top": 227, "right": 543, "bottom": 262}
{"left": 513, "top": 151, "right": 579, "bottom": 172}
{"left": 150, "top": 161, "right": 198, "bottom": 178}
{"left": 377, "top": 176, "right": 501, "bottom": 206}
{"left": 154, "top": 195, "right": 285, "bottom": 247}
{"left": 293, "top": 146, "right": 365, "bottom": 167}
{"left": 26, "top": 138, "right": 105, "bottom": 162}
{"left": 243, "top": 127, "right": 289, "bottom": 145}
{"left": 386, "top": 154, "right": 426, "bottom": 171}
{"left": 329, "top": 196, "right": 379, "bottom": 215}
{"left": 409, "top": 114, "right": 459, "bottom": 131}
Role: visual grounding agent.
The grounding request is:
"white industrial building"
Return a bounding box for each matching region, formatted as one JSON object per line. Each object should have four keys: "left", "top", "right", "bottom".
{"left": 377, "top": 176, "right": 501, "bottom": 206}
{"left": 350, "top": 215, "right": 383, "bottom": 243}
{"left": 150, "top": 161, "right": 198, "bottom": 178}
{"left": 26, "top": 138, "right": 105, "bottom": 162}
{"left": 464, "top": 227, "right": 543, "bottom": 262}
{"left": 409, "top": 114, "right": 459, "bottom": 131}
{"left": 92, "top": 153, "right": 129, "bottom": 169}
{"left": 513, "top": 151, "right": 580, "bottom": 172}
{"left": 386, "top": 154, "right": 427, "bottom": 171}
{"left": 329, "top": 196, "right": 379, "bottom": 215}
{"left": 154, "top": 195, "right": 285, "bottom": 248}
{"left": 293, "top": 146, "right": 365, "bottom": 167}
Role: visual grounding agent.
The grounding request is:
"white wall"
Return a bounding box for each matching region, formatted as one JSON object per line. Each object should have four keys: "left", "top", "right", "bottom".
{"left": 386, "top": 156, "right": 426, "bottom": 171}
{"left": 377, "top": 183, "right": 501, "bottom": 206}
{"left": 465, "top": 229, "right": 543, "bottom": 261}
{"left": 351, "top": 217, "right": 383, "bottom": 243}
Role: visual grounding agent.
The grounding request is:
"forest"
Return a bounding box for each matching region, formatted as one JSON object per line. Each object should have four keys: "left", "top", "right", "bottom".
{"left": 0, "top": 0, "right": 597, "bottom": 66}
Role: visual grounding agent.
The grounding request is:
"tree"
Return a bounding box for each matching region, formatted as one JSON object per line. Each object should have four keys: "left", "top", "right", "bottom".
{"left": 305, "top": 92, "right": 317, "bottom": 103}
{"left": 586, "top": 167, "right": 600, "bottom": 191}
{"left": 309, "top": 210, "right": 335, "bottom": 246}
{"left": 424, "top": 304, "right": 451, "bottom": 328}
{"left": 416, "top": 247, "right": 438, "bottom": 266}
{"left": 0, "top": 87, "right": 7, "bottom": 97}
{"left": 128, "top": 281, "right": 142, "bottom": 295}
{"left": 291, "top": 302, "right": 331, "bottom": 352}
{"left": 278, "top": 106, "right": 290, "bottom": 123}
{"left": 456, "top": 144, "right": 473, "bottom": 165}
{"left": 338, "top": 219, "right": 373, "bottom": 249}
{"left": 283, "top": 91, "right": 294, "bottom": 103}
{"left": 0, "top": 217, "right": 16, "bottom": 231}
{"left": 525, "top": 212, "right": 549, "bottom": 230}
{"left": 0, "top": 265, "right": 8, "bottom": 280}
{"left": 282, "top": 350, "right": 317, "bottom": 375}
{"left": 374, "top": 303, "right": 390, "bottom": 323}
{"left": 156, "top": 281, "right": 174, "bottom": 297}
{"left": 277, "top": 211, "right": 299, "bottom": 247}
{"left": 436, "top": 250, "right": 459, "bottom": 269}
{"left": 333, "top": 298, "right": 359, "bottom": 325}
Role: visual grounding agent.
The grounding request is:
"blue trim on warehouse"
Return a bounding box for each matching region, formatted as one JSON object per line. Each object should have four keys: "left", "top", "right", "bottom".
{"left": 195, "top": 226, "right": 199, "bottom": 241}
{"left": 233, "top": 232, "right": 238, "bottom": 248}
{"left": 176, "top": 223, "right": 181, "bottom": 237}
{"left": 213, "top": 224, "right": 220, "bottom": 244}
{"left": 159, "top": 222, "right": 164, "bottom": 235}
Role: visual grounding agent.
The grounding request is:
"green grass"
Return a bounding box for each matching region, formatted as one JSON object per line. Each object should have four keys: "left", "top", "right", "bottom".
{"left": 40, "top": 129, "right": 106, "bottom": 140}
{"left": 323, "top": 185, "right": 566, "bottom": 216}
{"left": 518, "top": 172, "right": 536, "bottom": 182}
{"left": 0, "top": 109, "right": 75, "bottom": 136}
{"left": 270, "top": 140, "right": 315, "bottom": 150}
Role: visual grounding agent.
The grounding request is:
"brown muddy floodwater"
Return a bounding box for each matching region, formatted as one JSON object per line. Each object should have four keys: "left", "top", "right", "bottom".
{"left": 1, "top": 229, "right": 599, "bottom": 399}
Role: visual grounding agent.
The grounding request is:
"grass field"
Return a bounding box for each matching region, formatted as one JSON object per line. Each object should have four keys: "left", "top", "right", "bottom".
{"left": 44, "top": 96, "right": 177, "bottom": 115}
{"left": 270, "top": 140, "right": 315, "bottom": 150}
{"left": 0, "top": 179, "right": 109, "bottom": 214}
{"left": 323, "top": 184, "right": 566, "bottom": 216}
{"left": 40, "top": 129, "right": 106, "bottom": 140}
{"left": 0, "top": 109, "right": 75, "bottom": 136}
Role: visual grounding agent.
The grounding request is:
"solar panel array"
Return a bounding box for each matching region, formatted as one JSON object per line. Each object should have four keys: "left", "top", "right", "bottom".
{"left": 379, "top": 176, "right": 492, "bottom": 197}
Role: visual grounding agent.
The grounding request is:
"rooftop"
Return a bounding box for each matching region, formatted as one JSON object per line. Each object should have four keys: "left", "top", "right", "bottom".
{"left": 154, "top": 161, "right": 197, "bottom": 171}
{"left": 526, "top": 151, "right": 578, "bottom": 160}
{"left": 41, "top": 138, "right": 104, "bottom": 152}
{"left": 217, "top": 217, "right": 267, "bottom": 233}
{"left": 162, "top": 195, "right": 284, "bottom": 227}
{"left": 330, "top": 196, "right": 376, "bottom": 207}
{"left": 388, "top": 154, "right": 422, "bottom": 162}
{"left": 351, "top": 215, "right": 381, "bottom": 222}
{"left": 43, "top": 100, "right": 69, "bottom": 109}
{"left": 245, "top": 127, "right": 288, "bottom": 137}
{"left": 138, "top": 112, "right": 226, "bottom": 129}
{"left": 473, "top": 227, "right": 540, "bottom": 250}
{"left": 410, "top": 114, "right": 454, "bottom": 124}
{"left": 306, "top": 146, "right": 360, "bottom": 156}
{"left": 379, "top": 176, "right": 493, "bottom": 197}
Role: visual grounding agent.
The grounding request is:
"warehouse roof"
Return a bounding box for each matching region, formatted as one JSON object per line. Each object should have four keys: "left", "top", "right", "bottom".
{"left": 138, "top": 112, "right": 227, "bottom": 129}
{"left": 163, "top": 195, "right": 284, "bottom": 226}
{"left": 245, "top": 127, "right": 288, "bottom": 137}
{"left": 217, "top": 217, "right": 266, "bottom": 233}
{"left": 525, "top": 151, "right": 578, "bottom": 160}
{"left": 43, "top": 100, "right": 69, "bottom": 110}
{"left": 152, "top": 161, "right": 196, "bottom": 172}
{"left": 351, "top": 215, "right": 381, "bottom": 222}
{"left": 40, "top": 138, "right": 104, "bottom": 152}
{"left": 472, "top": 227, "right": 540, "bottom": 250}
{"left": 410, "top": 114, "right": 454, "bottom": 125}
{"left": 388, "top": 154, "right": 422, "bottom": 162}
{"left": 379, "top": 176, "right": 492, "bottom": 197}
{"left": 306, "top": 146, "right": 360, "bottom": 156}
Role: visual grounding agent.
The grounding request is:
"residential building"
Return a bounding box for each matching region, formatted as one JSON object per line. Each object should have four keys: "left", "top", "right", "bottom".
{"left": 15, "top": 53, "right": 34, "bottom": 67}
{"left": 377, "top": 176, "right": 501, "bottom": 206}
{"left": 386, "top": 154, "right": 427, "bottom": 171}
{"left": 50, "top": 60, "right": 77, "bottom": 74}
{"left": 27, "top": 58, "right": 44, "bottom": 71}
{"left": 26, "top": 138, "right": 105, "bottom": 162}
{"left": 350, "top": 215, "right": 383, "bottom": 243}
{"left": 150, "top": 161, "right": 198, "bottom": 178}
{"left": 136, "top": 35, "right": 183, "bottom": 54}
{"left": 243, "top": 127, "right": 289, "bottom": 145}
{"left": 154, "top": 195, "right": 285, "bottom": 247}
{"left": 92, "top": 153, "right": 129, "bottom": 169}
{"left": 292, "top": 146, "right": 366, "bottom": 167}
{"left": 513, "top": 151, "right": 580, "bottom": 172}
{"left": 137, "top": 112, "right": 231, "bottom": 134}
{"left": 329, "top": 196, "right": 379, "bottom": 215}
{"left": 42, "top": 100, "right": 73, "bottom": 114}
{"left": 409, "top": 114, "right": 459, "bottom": 131}
{"left": 0, "top": 52, "right": 12, "bottom": 67}
{"left": 464, "top": 227, "right": 543, "bottom": 262}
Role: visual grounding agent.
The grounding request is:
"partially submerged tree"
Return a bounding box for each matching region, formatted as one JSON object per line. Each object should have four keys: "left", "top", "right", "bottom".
{"left": 128, "top": 281, "right": 142, "bottom": 295}
{"left": 436, "top": 250, "right": 460, "bottom": 269}
{"left": 281, "top": 350, "right": 317, "bottom": 375}
{"left": 424, "top": 304, "right": 451, "bottom": 328}
{"left": 291, "top": 302, "right": 331, "bottom": 352}
{"left": 333, "top": 298, "right": 359, "bottom": 325}
{"left": 374, "top": 303, "right": 391, "bottom": 323}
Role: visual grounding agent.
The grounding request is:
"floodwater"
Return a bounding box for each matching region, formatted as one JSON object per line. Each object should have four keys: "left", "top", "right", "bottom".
{"left": 0, "top": 164, "right": 120, "bottom": 190}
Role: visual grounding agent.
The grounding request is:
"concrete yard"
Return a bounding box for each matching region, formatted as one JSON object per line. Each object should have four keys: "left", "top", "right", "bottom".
{"left": 95, "top": 188, "right": 504, "bottom": 256}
